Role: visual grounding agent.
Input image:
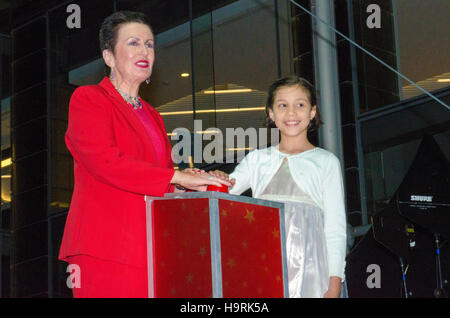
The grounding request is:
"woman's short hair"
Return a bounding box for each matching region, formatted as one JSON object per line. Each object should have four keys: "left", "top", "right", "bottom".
{"left": 99, "top": 11, "right": 153, "bottom": 54}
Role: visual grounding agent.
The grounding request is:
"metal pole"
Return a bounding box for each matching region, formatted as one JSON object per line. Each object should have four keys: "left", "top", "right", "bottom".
{"left": 274, "top": 0, "right": 282, "bottom": 78}
{"left": 392, "top": 0, "right": 403, "bottom": 100}
{"left": 46, "top": 12, "right": 53, "bottom": 298}
{"left": 313, "top": 0, "right": 344, "bottom": 163}
{"left": 0, "top": 35, "right": 2, "bottom": 299}
{"left": 189, "top": 0, "right": 197, "bottom": 121}
{"left": 346, "top": 0, "right": 368, "bottom": 225}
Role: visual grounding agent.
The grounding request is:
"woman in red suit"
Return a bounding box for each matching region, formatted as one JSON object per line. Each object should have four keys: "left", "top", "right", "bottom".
{"left": 59, "top": 11, "right": 230, "bottom": 298}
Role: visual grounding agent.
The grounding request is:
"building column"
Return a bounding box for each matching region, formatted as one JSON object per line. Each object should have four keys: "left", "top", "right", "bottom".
{"left": 312, "top": 0, "right": 344, "bottom": 163}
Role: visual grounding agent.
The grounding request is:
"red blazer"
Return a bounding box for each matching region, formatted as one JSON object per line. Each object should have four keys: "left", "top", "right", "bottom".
{"left": 59, "top": 77, "right": 175, "bottom": 268}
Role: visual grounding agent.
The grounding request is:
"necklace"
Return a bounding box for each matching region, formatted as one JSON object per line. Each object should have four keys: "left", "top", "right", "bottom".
{"left": 114, "top": 85, "right": 143, "bottom": 110}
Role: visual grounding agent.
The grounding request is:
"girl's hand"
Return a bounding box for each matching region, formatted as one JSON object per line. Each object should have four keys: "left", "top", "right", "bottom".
{"left": 208, "top": 170, "right": 236, "bottom": 188}
{"left": 323, "top": 287, "right": 340, "bottom": 298}
{"left": 208, "top": 170, "right": 228, "bottom": 180}
{"left": 323, "top": 277, "right": 342, "bottom": 298}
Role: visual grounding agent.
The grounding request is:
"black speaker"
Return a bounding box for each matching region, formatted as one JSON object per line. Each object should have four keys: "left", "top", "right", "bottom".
{"left": 396, "top": 134, "right": 450, "bottom": 236}
{"left": 347, "top": 135, "right": 450, "bottom": 297}
{"left": 372, "top": 203, "right": 417, "bottom": 264}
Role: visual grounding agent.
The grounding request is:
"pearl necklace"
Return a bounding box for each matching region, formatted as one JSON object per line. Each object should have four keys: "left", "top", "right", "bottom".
{"left": 113, "top": 84, "right": 143, "bottom": 110}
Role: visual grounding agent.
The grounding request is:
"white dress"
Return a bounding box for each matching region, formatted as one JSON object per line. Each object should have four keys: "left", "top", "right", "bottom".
{"left": 258, "top": 156, "right": 329, "bottom": 298}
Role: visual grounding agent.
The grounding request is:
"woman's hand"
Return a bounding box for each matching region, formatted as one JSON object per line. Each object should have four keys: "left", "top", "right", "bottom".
{"left": 181, "top": 168, "right": 207, "bottom": 191}
{"left": 173, "top": 168, "right": 205, "bottom": 192}
{"left": 183, "top": 168, "right": 205, "bottom": 175}
{"left": 323, "top": 276, "right": 342, "bottom": 298}
{"left": 171, "top": 170, "right": 232, "bottom": 192}
{"left": 208, "top": 170, "right": 236, "bottom": 188}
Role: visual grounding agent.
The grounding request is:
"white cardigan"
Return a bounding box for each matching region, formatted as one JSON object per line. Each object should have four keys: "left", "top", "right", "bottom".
{"left": 229, "top": 146, "right": 347, "bottom": 280}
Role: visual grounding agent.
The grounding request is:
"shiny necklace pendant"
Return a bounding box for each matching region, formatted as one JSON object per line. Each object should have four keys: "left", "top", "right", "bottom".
{"left": 132, "top": 99, "right": 143, "bottom": 110}
{"left": 116, "top": 87, "right": 143, "bottom": 110}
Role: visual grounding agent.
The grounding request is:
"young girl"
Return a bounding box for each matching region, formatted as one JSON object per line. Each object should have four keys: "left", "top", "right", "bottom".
{"left": 220, "top": 75, "right": 347, "bottom": 298}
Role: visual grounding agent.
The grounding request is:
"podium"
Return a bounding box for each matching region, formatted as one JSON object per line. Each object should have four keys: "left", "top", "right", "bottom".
{"left": 145, "top": 191, "right": 289, "bottom": 298}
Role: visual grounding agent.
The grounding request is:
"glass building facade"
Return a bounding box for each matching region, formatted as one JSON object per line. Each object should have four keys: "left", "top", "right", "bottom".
{"left": 0, "top": 0, "right": 448, "bottom": 297}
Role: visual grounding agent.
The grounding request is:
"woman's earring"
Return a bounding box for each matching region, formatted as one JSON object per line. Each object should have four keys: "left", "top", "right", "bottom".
{"left": 110, "top": 69, "right": 114, "bottom": 81}
{"left": 146, "top": 77, "right": 151, "bottom": 84}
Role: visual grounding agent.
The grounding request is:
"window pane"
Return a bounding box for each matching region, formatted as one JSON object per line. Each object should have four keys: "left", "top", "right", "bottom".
{"left": 396, "top": 0, "right": 450, "bottom": 99}
{"left": 361, "top": 93, "right": 450, "bottom": 217}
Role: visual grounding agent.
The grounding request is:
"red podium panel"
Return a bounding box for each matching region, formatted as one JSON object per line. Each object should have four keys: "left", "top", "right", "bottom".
{"left": 146, "top": 192, "right": 288, "bottom": 298}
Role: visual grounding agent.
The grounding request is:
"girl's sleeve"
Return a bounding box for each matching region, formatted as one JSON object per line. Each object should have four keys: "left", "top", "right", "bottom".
{"left": 322, "top": 154, "right": 347, "bottom": 280}
{"left": 65, "top": 86, "right": 175, "bottom": 196}
{"left": 228, "top": 151, "right": 253, "bottom": 195}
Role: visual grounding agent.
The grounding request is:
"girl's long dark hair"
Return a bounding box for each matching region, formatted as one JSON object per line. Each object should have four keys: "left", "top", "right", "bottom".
{"left": 265, "top": 75, "right": 322, "bottom": 132}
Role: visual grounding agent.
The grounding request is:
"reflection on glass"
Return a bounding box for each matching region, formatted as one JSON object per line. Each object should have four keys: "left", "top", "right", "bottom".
{"left": 397, "top": 0, "right": 450, "bottom": 100}
{"left": 402, "top": 73, "right": 450, "bottom": 100}
{"left": 1, "top": 97, "right": 10, "bottom": 150}
{"left": 48, "top": 0, "right": 115, "bottom": 213}
{"left": 1, "top": 97, "right": 11, "bottom": 206}
{"left": 361, "top": 95, "right": 450, "bottom": 218}
{"left": 1, "top": 165, "right": 11, "bottom": 203}
{"left": 351, "top": 0, "right": 400, "bottom": 112}
{"left": 62, "top": 0, "right": 285, "bottom": 169}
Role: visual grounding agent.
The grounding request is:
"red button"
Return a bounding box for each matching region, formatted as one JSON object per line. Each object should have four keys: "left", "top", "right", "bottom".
{"left": 207, "top": 184, "right": 229, "bottom": 193}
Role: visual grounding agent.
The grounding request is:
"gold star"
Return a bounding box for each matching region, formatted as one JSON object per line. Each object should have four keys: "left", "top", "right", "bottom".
{"left": 178, "top": 251, "right": 183, "bottom": 258}
{"left": 186, "top": 273, "right": 194, "bottom": 283}
{"left": 264, "top": 266, "right": 269, "bottom": 272}
{"left": 201, "top": 228, "right": 207, "bottom": 235}
{"left": 243, "top": 281, "right": 248, "bottom": 288}
{"left": 227, "top": 258, "right": 236, "bottom": 269}
{"left": 203, "top": 207, "right": 209, "bottom": 214}
{"left": 170, "top": 288, "right": 176, "bottom": 295}
{"left": 181, "top": 203, "right": 187, "bottom": 210}
{"left": 221, "top": 209, "right": 228, "bottom": 217}
{"left": 241, "top": 241, "right": 248, "bottom": 249}
{"left": 257, "top": 287, "right": 263, "bottom": 294}
{"left": 163, "top": 229, "right": 169, "bottom": 237}
{"left": 272, "top": 229, "right": 280, "bottom": 239}
{"left": 244, "top": 209, "right": 255, "bottom": 224}
{"left": 261, "top": 253, "right": 266, "bottom": 260}
{"left": 276, "top": 275, "right": 281, "bottom": 282}
{"left": 199, "top": 247, "right": 206, "bottom": 257}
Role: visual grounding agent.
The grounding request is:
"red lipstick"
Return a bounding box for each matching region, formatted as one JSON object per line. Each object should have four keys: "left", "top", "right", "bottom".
{"left": 135, "top": 60, "right": 149, "bottom": 68}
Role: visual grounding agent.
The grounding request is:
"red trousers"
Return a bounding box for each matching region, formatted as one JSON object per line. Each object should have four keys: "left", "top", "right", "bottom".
{"left": 66, "top": 255, "right": 148, "bottom": 298}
